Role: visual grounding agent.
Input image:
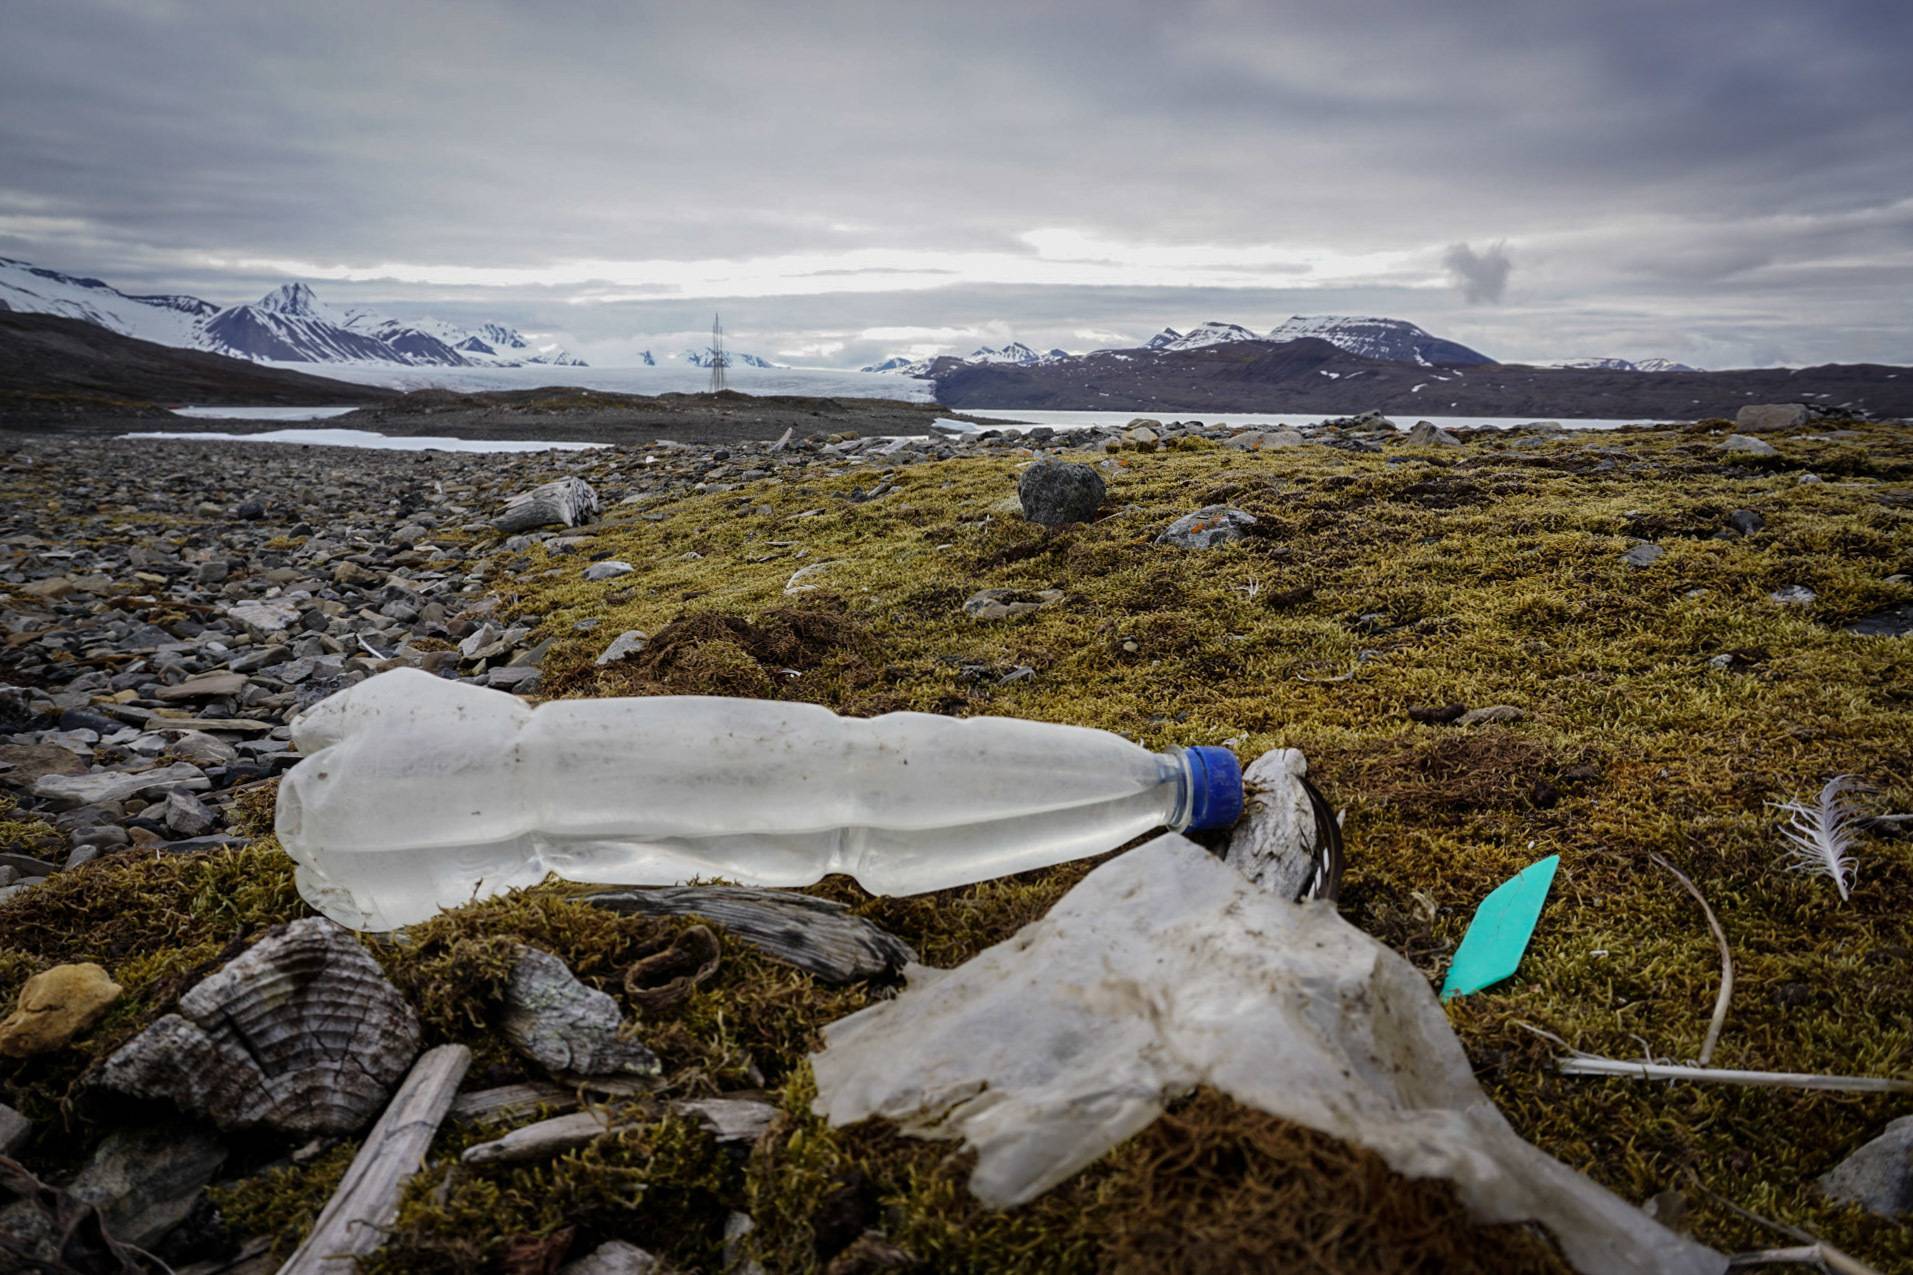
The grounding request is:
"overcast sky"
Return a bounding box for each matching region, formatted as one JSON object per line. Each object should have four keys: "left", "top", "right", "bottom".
{"left": 3, "top": 0, "right": 1910, "bottom": 369}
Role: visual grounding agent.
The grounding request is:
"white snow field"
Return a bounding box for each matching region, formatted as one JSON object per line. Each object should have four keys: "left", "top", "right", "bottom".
{"left": 123, "top": 428, "right": 606, "bottom": 454}
{"left": 270, "top": 359, "right": 939, "bottom": 402}
{"left": 170, "top": 405, "right": 363, "bottom": 421}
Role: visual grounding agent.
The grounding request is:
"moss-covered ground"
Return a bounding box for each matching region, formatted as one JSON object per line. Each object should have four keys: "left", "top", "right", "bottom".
{"left": 2, "top": 420, "right": 1908, "bottom": 1271}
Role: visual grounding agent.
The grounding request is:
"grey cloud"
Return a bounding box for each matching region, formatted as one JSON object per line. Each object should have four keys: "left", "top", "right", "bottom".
{"left": 1, "top": 0, "right": 1909, "bottom": 369}
{"left": 1443, "top": 242, "right": 1513, "bottom": 305}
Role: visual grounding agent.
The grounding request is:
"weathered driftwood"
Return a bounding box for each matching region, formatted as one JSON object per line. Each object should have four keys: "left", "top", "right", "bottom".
{"left": 583, "top": 887, "right": 916, "bottom": 985}
{"left": 460, "top": 1097, "right": 777, "bottom": 1165}
{"left": 493, "top": 477, "right": 599, "bottom": 533}
{"left": 463, "top": 1109, "right": 615, "bottom": 1165}
{"left": 450, "top": 1077, "right": 653, "bottom": 1125}
{"left": 277, "top": 1043, "right": 470, "bottom": 1275}
{"left": 503, "top": 947, "right": 661, "bottom": 1078}
{"left": 100, "top": 918, "right": 421, "bottom": 1134}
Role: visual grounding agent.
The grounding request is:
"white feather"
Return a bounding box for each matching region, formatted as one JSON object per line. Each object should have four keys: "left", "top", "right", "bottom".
{"left": 1769, "top": 775, "right": 1870, "bottom": 902}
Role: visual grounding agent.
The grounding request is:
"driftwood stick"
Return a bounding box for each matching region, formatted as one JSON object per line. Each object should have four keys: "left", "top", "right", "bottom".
{"left": 582, "top": 886, "right": 916, "bottom": 984}
{"left": 1727, "top": 1244, "right": 1882, "bottom": 1274}
{"left": 1647, "top": 852, "right": 1734, "bottom": 1066}
{"left": 277, "top": 1043, "right": 471, "bottom": 1275}
{"left": 451, "top": 1077, "right": 654, "bottom": 1125}
{"left": 1556, "top": 1056, "right": 1912, "bottom": 1093}
{"left": 460, "top": 1097, "right": 776, "bottom": 1165}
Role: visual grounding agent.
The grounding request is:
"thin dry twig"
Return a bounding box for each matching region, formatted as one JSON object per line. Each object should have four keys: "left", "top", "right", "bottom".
{"left": 1648, "top": 852, "right": 1734, "bottom": 1066}
{"left": 1554, "top": 1056, "right": 1912, "bottom": 1094}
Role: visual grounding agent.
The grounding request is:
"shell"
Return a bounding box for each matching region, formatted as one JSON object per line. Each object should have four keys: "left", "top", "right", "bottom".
{"left": 98, "top": 917, "right": 421, "bottom": 1134}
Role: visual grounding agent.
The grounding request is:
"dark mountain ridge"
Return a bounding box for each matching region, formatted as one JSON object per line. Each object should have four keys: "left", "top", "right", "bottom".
{"left": 0, "top": 310, "right": 391, "bottom": 409}
{"left": 931, "top": 337, "right": 1913, "bottom": 419}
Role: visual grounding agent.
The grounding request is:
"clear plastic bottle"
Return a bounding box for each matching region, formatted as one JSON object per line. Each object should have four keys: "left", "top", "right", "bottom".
{"left": 276, "top": 668, "right": 1243, "bottom": 931}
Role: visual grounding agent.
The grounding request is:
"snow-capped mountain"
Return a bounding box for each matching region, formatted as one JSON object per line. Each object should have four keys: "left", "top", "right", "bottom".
{"left": 0, "top": 257, "right": 585, "bottom": 368}
{"left": 964, "top": 342, "right": 1069, "bottom": 366}
{"left": 1151, "top": 321, "right": 1263, "bottom": 352}
{"left": 860, "top": 355, "right": 924, "bottom": 374}
{"left": 0, "top": 256, "right": 214, "bottom": 347}
{"left": 1549, "top": 356, "right": 1702, "bottom": 373}
{"left": 681, "top": 348, "right": 778, "bottom": 369}
{"left": 340, "top": 311, "right": 585, "bottom": 366}
{"left": 1264, "top": 315, "right": 1494, "bottom": 366}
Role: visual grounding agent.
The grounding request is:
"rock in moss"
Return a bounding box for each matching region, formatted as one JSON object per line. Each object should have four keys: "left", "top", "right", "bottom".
{"left": 502, "top": 946, "right": 661, "bottom": 1077}
{"left": 0, "top": 961, "right": 122, "bottom": 1057}
{"left": 1157, "top": 505, "right": 1257, "bottom": 549}
{"left": 1016, "top": 459, "right": 1105, "bottom": 527}
{"left": 1819, "top": 1116, "right": 1913, "bottom": 1217}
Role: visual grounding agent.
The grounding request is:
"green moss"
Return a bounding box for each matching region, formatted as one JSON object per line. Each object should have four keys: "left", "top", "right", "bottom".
{"left": 208, "top": 1138, "right": 360, "bottom": 1260}
{"left": 4, "top": 420, "right": 1909, "bottom": 1270}
{"left": 0, "top": 792, "right": 61, "bottom": 858}
{"left": 366, "top": 1109, "right": 740, "bottom": 1274}
{"left": 507, "top": 421, "right": 1911, "bottom": 1267}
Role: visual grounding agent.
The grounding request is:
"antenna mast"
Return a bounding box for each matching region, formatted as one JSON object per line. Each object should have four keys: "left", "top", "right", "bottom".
{"left": 709, "top": 313, "right": 728, "bottom": 393}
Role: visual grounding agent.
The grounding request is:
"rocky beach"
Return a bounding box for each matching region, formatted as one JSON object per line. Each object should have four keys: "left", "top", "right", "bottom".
{"left": 1, "top": 405, "right": 1910, "bottom": 1273}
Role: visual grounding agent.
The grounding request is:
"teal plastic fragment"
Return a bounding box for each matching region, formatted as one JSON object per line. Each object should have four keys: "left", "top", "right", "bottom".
{"left": 1440, "top": 854, "right": 1560, "bottom": 1001}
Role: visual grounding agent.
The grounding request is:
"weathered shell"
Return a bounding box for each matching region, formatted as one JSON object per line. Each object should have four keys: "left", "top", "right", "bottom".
{"left": 98, "top": 917, "right": 421, "bottom": 1134}
{"left": 503, "top": 947, "right": 660, "bottom": 1078}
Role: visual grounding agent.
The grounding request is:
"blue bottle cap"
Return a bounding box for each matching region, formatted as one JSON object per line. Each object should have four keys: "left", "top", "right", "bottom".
{"left": 1183, "top": 746, "right": 1244, "bottom": 830}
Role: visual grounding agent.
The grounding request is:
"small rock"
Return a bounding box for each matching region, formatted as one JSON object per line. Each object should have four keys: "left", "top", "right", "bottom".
{"left": 1124, "top": 425, "right": 1160, "bottom": 450}
{"left": 595, "top": 630, "right": 650, "bottom": 666}
{"left": 488, "top": 665, "right": 541, "bottom": 692}
{"left": 1407, "top": 704, "right": 1466, "bottom": 724}
{"left": 1770, "top": 585, "right": 1817, "bottom": 606}
{"left": 1457, "top": 705, "right": 1524, "bottom": 726}
{"left": 1707, "top": 653, "right": 1737, "bottom": 670}
{"left": 503, "top": 946, "right": 661, "bottom": 1077}
{"left": 1797, "top": 472, "right": 1824, "bottom": 484}
{"left": 65, "top": 1123, "right": 228, "bottom": 1249}
{"left": 1726, "top": 509, "right": 1765, "bottom": 536}
{"left": 0, "top": 962, "right": 123, "bottom": 1057}
{"left": 1818, "top": 1115, "right": 1912, "bottom": 1217}
{"left": 33, "top": 761, "right": 208, "bottom": 810}
{"left": 583, "top": 560, "right": 634, "bottom": 581}
{"left": 0, "top": 1101, "right": 28, "bottom": 1156}
{"left": 1223, "top": 428, "right": 1306, "bottom": 451}
{"left": 1720, "top": 434, "right": 1778, "bottom": 457}
{"left": 1622, "top": 543, "right": 1665, "bottom": 568}
{"left": 226, "top": 599, "right": 303, "bottom": 634}
{"left": 1734, "top": 403, "right": 1810, "bottom": 432}
{"left": 1846, "top": 604, "right": 1913, "bottom": 638}
{"left": 561, "top": 1240, "right": 674, "bottom": 1275}
{"left": 164, "top": 789, "right": 217, "bottom": 837}
{"left": 0, "top": 742, "right": 89, "bottom": 789}
{"left": 963, "top": 588, "right": 1064, "bottom": 622}
{"left": 1402, "top": 421, "right": 1462, "bottom": 447}
{"left": 233, "top": 497, "right": 267, "bottom": 520}
{"left": 170, "top": 731, "right": 239, "bottom": 766}
{"left": 1016, "top": 458, "right": 1106, "bottom": 526}
{"left": 156, "top": 671, "right": 249, "bottom": 702}
{"left": 1158, "top": 505, "right": 1258, "bottom": 549}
